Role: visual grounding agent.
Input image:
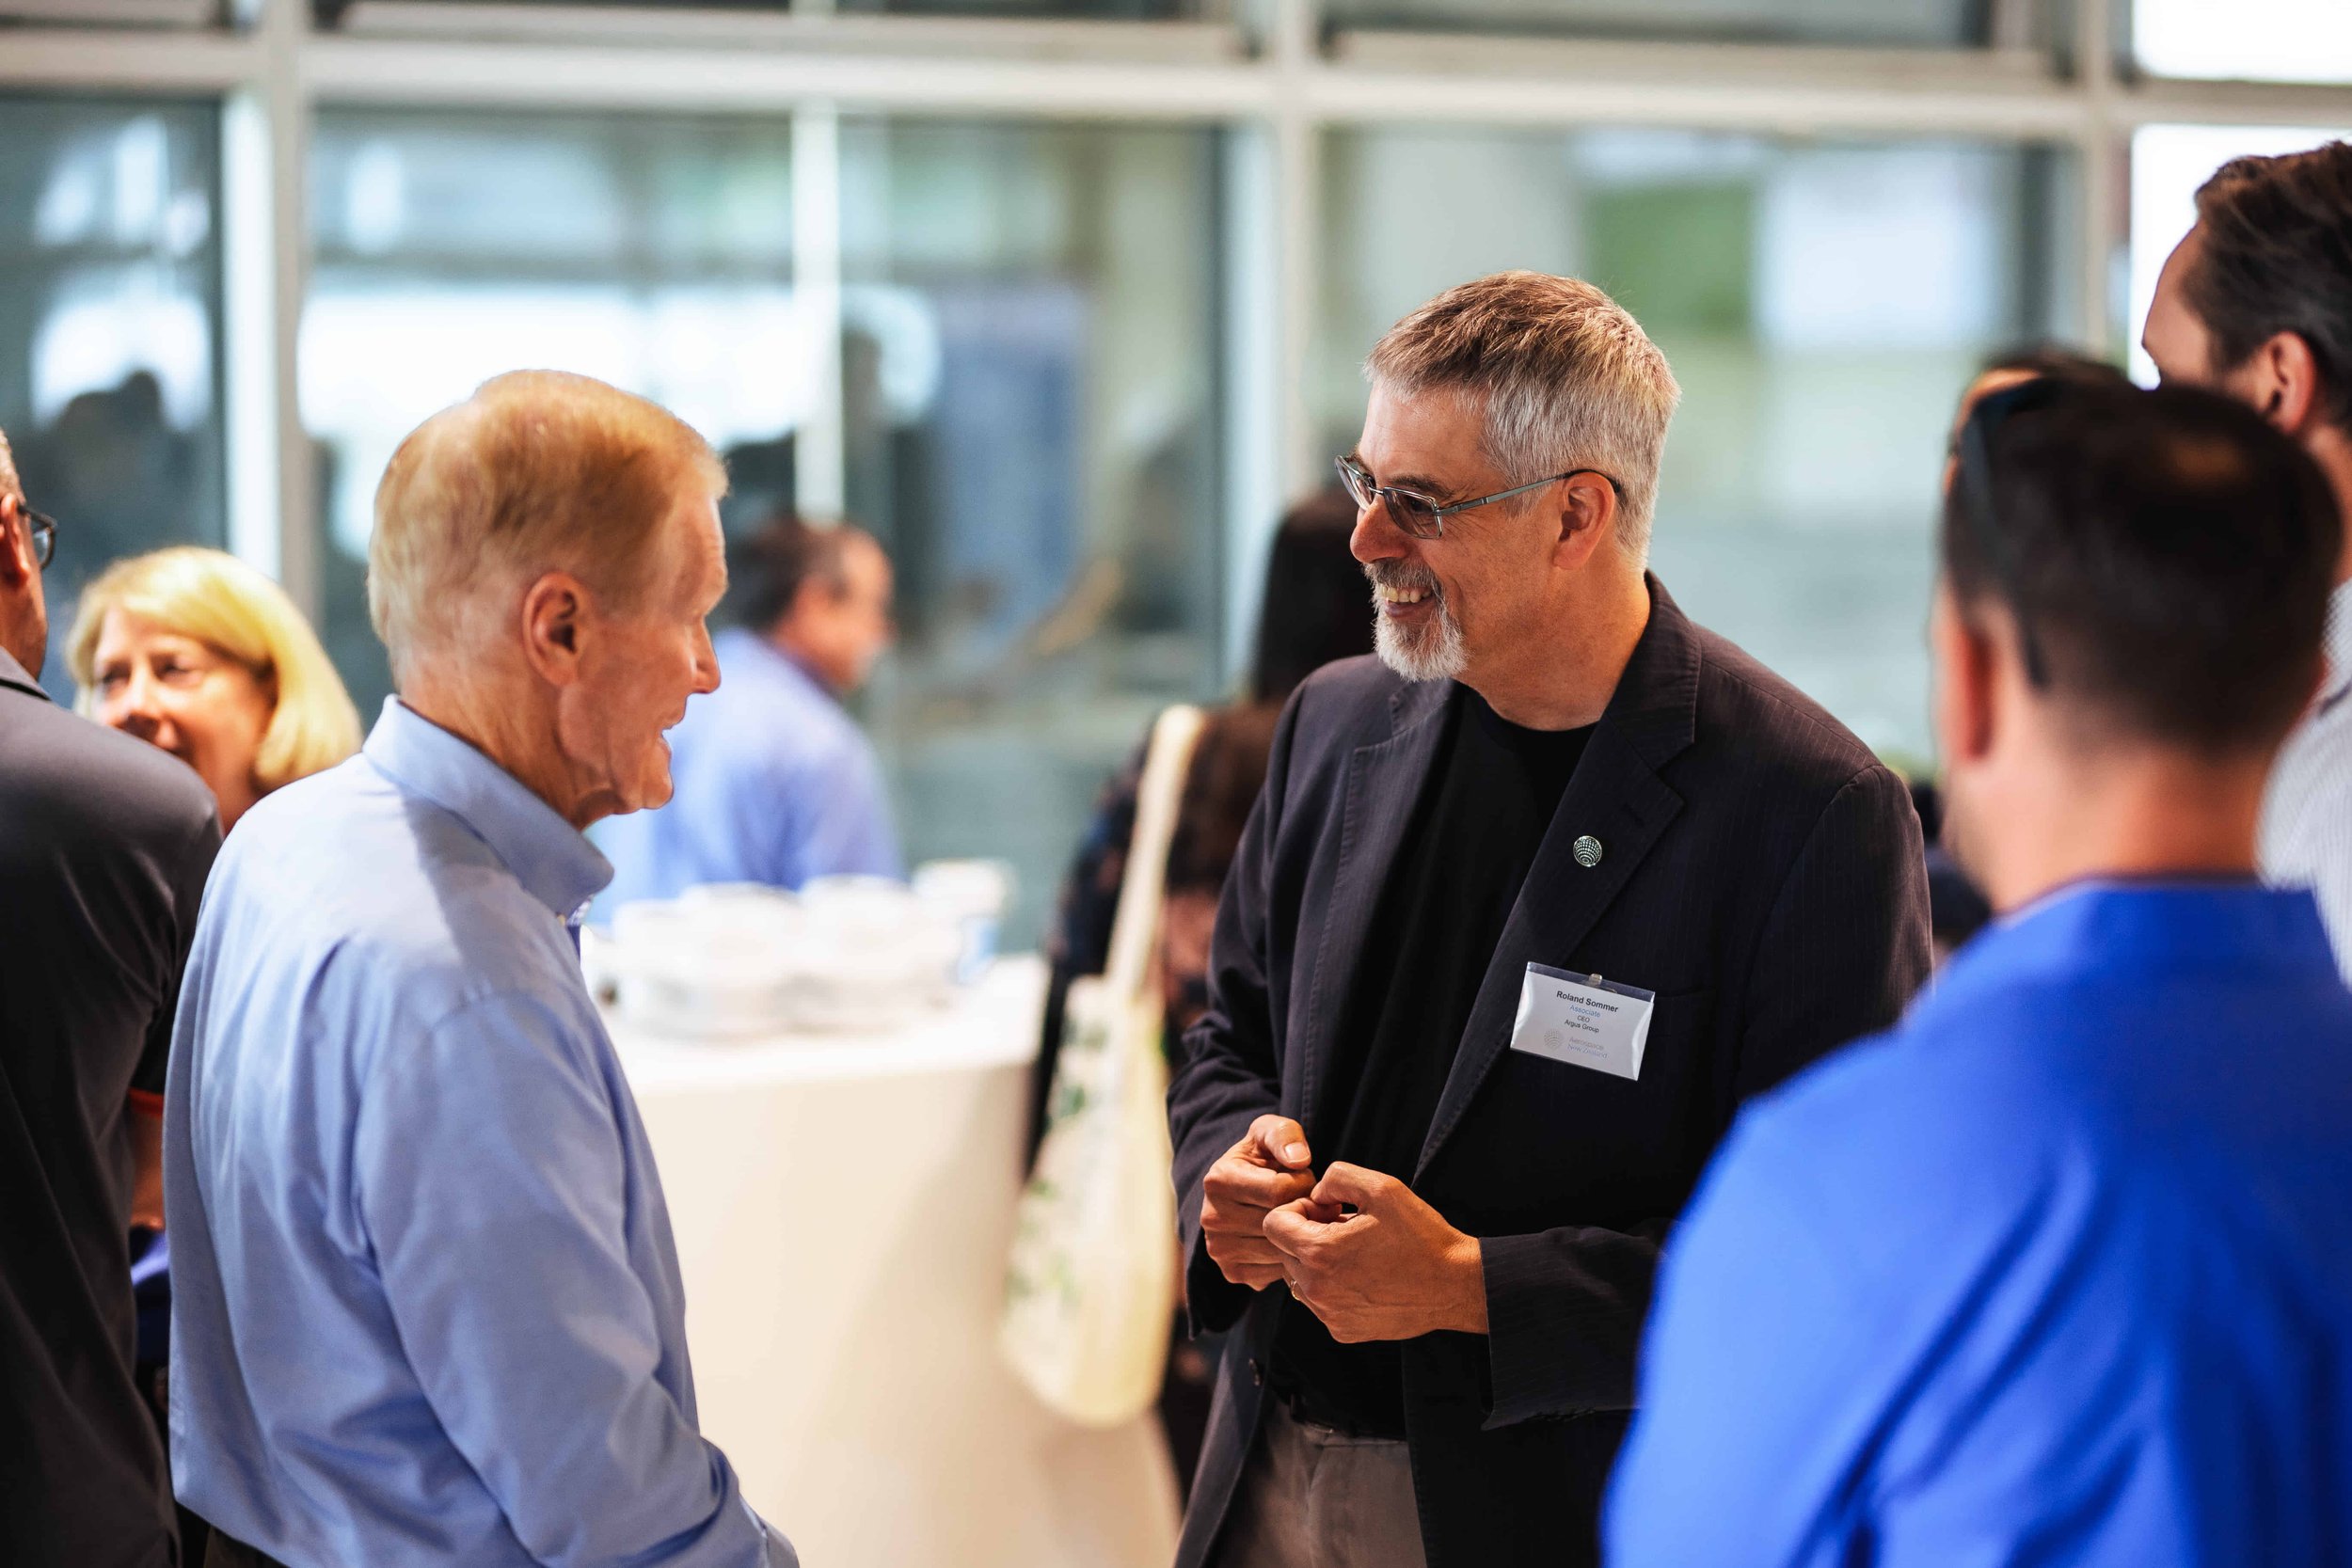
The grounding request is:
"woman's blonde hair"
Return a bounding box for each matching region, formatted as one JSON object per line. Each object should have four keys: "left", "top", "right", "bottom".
{"left": 68, "top": 546, "right": 362, "bottom": 793}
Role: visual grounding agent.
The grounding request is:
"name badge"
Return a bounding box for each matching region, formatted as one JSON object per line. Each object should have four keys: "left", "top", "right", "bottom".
{"left": 1510, "top": 963, "right": 1656, "bottom": 1082}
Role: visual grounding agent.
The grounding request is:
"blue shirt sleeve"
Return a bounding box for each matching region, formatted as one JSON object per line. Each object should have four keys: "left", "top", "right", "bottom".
{"left": 1603, "top": 1116, "right": 1883, "bottom": 1568}
{"left": 352, "top": 990, "right": 794, "bottom": 1568}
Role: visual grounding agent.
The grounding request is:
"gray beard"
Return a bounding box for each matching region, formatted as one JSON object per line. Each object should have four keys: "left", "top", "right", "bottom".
{"left": 1373, "top": 596, "right": 1468, "bottom": 683}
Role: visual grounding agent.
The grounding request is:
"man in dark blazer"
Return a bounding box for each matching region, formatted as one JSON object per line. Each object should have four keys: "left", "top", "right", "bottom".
{"left": 1167, "top": 271, "right": 1931, "bottom": 1568}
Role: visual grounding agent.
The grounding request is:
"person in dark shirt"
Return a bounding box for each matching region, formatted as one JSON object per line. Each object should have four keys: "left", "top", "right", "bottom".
{"left": 1167, "top": 273, "right": 1928, "bottom": 1568}
{"left": 0, "top": 428, "right": 221, "bottom": 1567}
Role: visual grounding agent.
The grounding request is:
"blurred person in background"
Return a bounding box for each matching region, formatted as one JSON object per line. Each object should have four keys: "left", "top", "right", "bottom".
{"left": 166, "top": 371, "right": 795, "bottom": 1568}
{"left": 2143, "top": 139, "right": 2352, "bottom": 976}
{"left": 1031, "top": 484, "right": 1373, "bottom": 1494}
{"left": 600, "top": 512, "right": 899, "bottom": 909}
{"left": 71, "top": 546, "right": 361, "bottom": 835}
{"left": 65, "top": 545, "right": 359, "bottom": 1562}
{"left": 0, "top": 430, "right": 219, "bottom": 1568}
{"left": 1609, "top": 379, "right": 2352, "bottom": 1568}
{"left": 1168, "top": 273, "right": 1928, "bottom": 1568}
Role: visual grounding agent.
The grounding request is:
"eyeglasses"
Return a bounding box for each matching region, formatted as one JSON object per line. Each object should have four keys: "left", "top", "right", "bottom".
{"left": 1335, "top": 455, "right": 1624, "bottom": 541}
{"left": 8, "top": 499, "right": 56, "bottom": 571}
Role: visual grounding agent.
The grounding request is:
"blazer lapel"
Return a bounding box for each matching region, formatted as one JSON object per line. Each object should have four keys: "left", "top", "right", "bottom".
{"left": 1292, "top": 677, "right": 1453, "bottom": 1143}
{"left": 1415, "top": 578, "right": 1704, "bottom": 1180}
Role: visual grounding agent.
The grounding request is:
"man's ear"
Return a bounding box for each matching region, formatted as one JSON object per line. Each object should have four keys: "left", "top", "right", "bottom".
{"left": 0, "top": 499, "right": 32, "bottom": 590}
{"left": 1931, "top": 581, "right": 1997, "bottom": 769}
{"left": 2244, "top": 330, "right": 2325, "bottom": 436}
{"left": 1548, "top": 473, "right": 1620, "bottom": 571}
{"left": 518, "top": 571, "right": 591, "bottom": 687}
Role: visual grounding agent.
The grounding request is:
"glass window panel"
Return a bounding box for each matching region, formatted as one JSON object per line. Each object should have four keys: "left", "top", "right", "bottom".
{"left": 305, "top": 109, "right": 801, "bottom": 714}
{"left": 2136, "top": 0, "right": 2352, "bottom": 85}
{"left": 840, "top": 119, "right": 1224, "bottom": 946}
{"left": 1317, "top": 126, "right": 2080, "bottom": 765}
{"left": 0, "top": 97, "right": 224, "bottom": 702}
{"left": 2128, "top": 125, "right": 2352, "bottom": 385}
{"left": 1323, "top": 0, "right": 1979, "bottom": 48}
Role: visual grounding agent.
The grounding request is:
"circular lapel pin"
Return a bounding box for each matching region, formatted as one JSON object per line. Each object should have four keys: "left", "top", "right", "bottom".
{"left": 1572, "top": 834, "right": 1604, "bottom": 868}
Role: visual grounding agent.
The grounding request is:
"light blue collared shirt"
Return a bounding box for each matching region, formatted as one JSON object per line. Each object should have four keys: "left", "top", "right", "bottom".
{"left": 165, "top": 699, "right": 794, "bottom": 1568}
{"left": 596, "top": 626, "right": 900, "bottom": 910}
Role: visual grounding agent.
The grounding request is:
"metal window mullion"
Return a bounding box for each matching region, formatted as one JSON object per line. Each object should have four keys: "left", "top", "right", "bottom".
{"left": 219, "top": 0, "right": 315, "bottom": 611}
{"left": 791, "top": 100, "right": 848, "bottom": 521}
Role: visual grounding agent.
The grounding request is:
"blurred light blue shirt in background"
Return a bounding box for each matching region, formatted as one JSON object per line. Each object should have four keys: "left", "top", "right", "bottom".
{"left": 1607, "top": 881, "right": 2352, "bottom": 1568}
{"left": 165, "top": 698, "right": 793, "bottom": 1568}
{"left": 598, "top": 626, "right": 901, "bottom": 910}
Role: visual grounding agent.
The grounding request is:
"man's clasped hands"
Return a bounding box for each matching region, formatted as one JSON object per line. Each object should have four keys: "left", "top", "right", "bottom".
{"left": 1198, "top": 1115, "right": 1489, "bottom": 1341}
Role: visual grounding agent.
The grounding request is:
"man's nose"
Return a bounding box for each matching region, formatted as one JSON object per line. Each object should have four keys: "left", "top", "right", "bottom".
{"left": 693, "top": 626, "right": 723, "bottom": 694}
{"left": 1349, "top": 499, "right": 1409, "bottom": 564}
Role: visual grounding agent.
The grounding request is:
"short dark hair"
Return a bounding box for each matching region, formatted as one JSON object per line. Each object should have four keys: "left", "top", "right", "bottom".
{"left": 2189, "top": 141, "right": 2352, "bottom": 431}
{"left": 724, "top": 513, "right": 866, "bottom": 632}
{"left": 1978, "top": 342, "right": 2132, "bottom": 391}
{"left": 1943, "top": 381, "right": 2339, "bottom": 752}
{"left": 1248, "top": 485, "right": 1376, "bottom": 705}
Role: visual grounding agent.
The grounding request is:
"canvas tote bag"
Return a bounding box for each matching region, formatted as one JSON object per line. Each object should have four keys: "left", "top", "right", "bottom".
{"left": 1000, "top": 703, "right": 1206, "bottom": 1426}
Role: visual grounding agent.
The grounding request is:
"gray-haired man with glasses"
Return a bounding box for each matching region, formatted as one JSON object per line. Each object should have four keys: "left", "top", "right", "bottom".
{"left": 0, "top": 424, "right": 221, "bottom": 1568}
{"left": 1166, "top": 271, "right": 1930, "bottom": 1568}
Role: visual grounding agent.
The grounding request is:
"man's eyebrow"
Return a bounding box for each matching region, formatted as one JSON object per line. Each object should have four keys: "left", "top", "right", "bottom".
{"left": 1350, "top": 454, "right": 1451, "bottom": 495}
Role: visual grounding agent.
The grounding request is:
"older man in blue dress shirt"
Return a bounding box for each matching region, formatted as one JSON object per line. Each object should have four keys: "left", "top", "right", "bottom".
{"left": 164, "top": 371, "right": 795, "bottom": 1567}
{"left": 1607, "top": 384, "right": 2352, "bottom": 1564}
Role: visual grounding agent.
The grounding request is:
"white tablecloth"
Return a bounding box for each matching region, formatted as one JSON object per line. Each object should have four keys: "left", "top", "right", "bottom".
{"left": 607, "top": 957, "right": 1183, "bottom": 1568}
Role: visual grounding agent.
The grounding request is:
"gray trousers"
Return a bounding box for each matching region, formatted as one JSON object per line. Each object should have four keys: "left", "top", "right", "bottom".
{"left": 1214, "top": 1401, "right": 1430, "bottom": 1568}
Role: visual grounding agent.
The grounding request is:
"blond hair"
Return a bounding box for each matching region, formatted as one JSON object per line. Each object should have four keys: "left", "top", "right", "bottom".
{"left": 69, "top": 546, "right": 361, "bottom": 792}
{"left": 369, "top": 370, "right": 727, "bottom": 682}
{"left": 1368, "top": 271, "right": 1681, "bottom": 561}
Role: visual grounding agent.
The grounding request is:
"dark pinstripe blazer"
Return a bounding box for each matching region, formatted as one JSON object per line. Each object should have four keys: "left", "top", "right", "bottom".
{"left": 1167, "top": 578, "right": 1931, "bottom": 1568}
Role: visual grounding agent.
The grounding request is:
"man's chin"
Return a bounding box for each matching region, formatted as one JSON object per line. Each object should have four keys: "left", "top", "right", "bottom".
{"left": 1374, "top": 619, "right": 1469, "bottom": 684}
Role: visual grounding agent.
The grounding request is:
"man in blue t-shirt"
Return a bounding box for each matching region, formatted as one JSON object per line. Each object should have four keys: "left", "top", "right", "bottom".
{"left": 1607, "top": 380, "right": 2352, "bottom": 1566}
{"left": 600, "top": 513, "right": 900, "bottom": 906}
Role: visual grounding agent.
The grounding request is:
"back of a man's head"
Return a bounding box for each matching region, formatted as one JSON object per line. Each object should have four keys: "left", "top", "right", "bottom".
{"left": 1945, "top": 381, "right": 2340, "bottom": 755}
{"left": 369, "top": 370, "right": 724, "bottom": 683}
{"left": 1368, "top": 270, "right": 1680, "bottom": 561}
{"left": 2189, "top": 141, "right": 2352, "bottom": 432}
{"left": 727, "top": 513, "right": 866, "bottom": 634}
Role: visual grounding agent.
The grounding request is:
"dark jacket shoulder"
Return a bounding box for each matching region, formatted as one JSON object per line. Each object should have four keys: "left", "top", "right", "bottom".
{"left": 1682, "top": 619, "right": 1888, "bottom": 798}
{"left": 0, "top": 682, "right": 218, "bottom": 863}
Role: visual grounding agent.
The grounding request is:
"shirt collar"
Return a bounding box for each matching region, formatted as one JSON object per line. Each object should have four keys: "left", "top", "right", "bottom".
{"left": 1935, "top": 877, "right": 2337, "bottom": 1005}
{"left": 0, "top": 644, "right": 50, "bottom": 705}
{"left": 715, "top": 625, "right": 834, "bottom": 704}
{"left": 361, "top": 697, "right": 612, "bottom": 924}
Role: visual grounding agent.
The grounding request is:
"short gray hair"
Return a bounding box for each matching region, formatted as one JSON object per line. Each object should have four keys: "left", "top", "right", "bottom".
{"left": 0, "top": 426, "right": 21, "bottom": 510}
{"left": 1367, "top": 271, "right": 1680, "bottom": 561}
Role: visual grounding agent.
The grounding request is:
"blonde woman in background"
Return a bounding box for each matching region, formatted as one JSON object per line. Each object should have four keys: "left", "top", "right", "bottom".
{"left": 71, "top": 546, "right": 359, "bottom": 833}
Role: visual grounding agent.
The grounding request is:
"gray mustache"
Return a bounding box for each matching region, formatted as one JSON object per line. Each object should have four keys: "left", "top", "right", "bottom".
{"left": 1364, "top": 562, "right": 1441, "bottom": 597}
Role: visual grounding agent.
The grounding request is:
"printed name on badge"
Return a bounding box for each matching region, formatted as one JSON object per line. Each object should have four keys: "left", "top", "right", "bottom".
{"left": 1509, "top": 962, "right": 1656, "bottom": 1082}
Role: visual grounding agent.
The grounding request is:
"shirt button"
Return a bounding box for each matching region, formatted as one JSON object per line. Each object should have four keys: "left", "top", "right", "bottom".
{"left": 1248, "top": 1357, "right": 1264, "bottom": 1387}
